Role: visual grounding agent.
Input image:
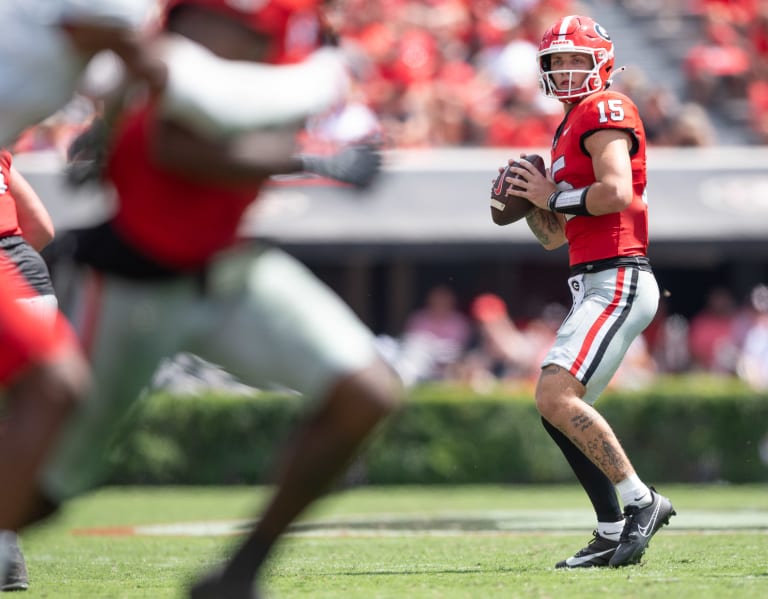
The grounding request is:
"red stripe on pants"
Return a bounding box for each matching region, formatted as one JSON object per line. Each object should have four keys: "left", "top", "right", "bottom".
{"left": 569, "top": 267, "right": 626, "bottom": 377}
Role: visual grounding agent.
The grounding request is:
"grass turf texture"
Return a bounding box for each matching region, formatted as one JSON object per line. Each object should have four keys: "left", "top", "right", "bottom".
{"left": 20, "top": 484, "right": 768, "bottom": 598}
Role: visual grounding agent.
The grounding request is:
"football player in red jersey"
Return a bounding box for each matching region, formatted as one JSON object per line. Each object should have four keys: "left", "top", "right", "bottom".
{"left": 0, "top": 149, "right": 68, "bottom": 591}
{"left": 33, "top": 2, "right": 397, "bottom": 598}
{"left": 0, "top": 150, "right": 58, "bottom": 317}
{"left": 500, "top": 15, "right": 675, "bottom": 568}
{"left": 0, "top": 262, "right": 90, "bottom": 589}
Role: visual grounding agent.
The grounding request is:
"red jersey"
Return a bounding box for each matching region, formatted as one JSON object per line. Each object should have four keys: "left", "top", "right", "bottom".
{"left": 0, "top": 150, "right": 23, "bottom": 238}
{"left": 0, "top": 260, "right": 76, "bottom": 383}
{"left": 549, "top": 90, "right": 648, "bottom": 267}
{"left": 106, "top": 105, "right": 267, "bottom": 270}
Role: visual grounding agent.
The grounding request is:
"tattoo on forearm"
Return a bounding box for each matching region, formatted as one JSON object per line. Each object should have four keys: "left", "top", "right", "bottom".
{"left": 526, "top": 209, "right": 561, "bottom": 245}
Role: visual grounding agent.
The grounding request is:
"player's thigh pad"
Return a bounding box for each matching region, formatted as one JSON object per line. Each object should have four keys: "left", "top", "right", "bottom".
{"left": 42, "top": 269, "right": 205, "bottom": 500}
{"left": 543, "top": 267, "right": 659, "bottom": 404}
{"left": 200, "top": 246, "right": 377, "bottom": 400}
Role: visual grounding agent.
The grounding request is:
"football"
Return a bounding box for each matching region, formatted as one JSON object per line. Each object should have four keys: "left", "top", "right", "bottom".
{"left": 490, "top": 153, "right": 546, "bottom": 225}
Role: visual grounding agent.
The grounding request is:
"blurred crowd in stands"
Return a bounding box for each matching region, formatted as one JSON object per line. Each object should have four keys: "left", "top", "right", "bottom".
{"left": 380, "top": 282, "right": 768, "bottom": 393}
{"left": 156, "top": 279, "right": 768, "bottom": 395}
{"left": 680, "top": 0, "right": 768, "bottom": 143}
{"left": 624, "top": 0, "right": 768, "bottom": 144}
{"left": 14, "top": 0, "right": 768, "bottom": 156}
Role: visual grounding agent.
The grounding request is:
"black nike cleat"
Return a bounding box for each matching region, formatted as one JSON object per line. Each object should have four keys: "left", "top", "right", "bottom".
{"left": 555, "top": 530, "right": 620, "bottom": 568}
{"left": 188, "top": 568, "right": 261, "bottom": 599}
{"left": 1, "top": 534, "right": 29, "bottom": 591}
{"left": 609, "top": 487, "right": 676, "bottom": 567}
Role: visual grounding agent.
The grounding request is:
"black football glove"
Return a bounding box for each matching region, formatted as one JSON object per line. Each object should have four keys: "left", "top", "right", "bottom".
{"left": 300, "top": 143, "right": 382, "bottom": 190}
{"left": 65, "top": 118, "right": 108, "bottom": 188}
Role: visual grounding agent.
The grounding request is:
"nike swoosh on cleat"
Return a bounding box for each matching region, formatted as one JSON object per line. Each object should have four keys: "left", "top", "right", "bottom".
{"left": 636, "top": 501, "right": 662, "bottom": 537}
{"left": 565, "top": 549, "right": 615, "bottom": 566}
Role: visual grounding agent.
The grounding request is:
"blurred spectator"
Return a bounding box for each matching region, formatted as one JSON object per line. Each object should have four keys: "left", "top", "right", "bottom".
{"left": 688, "top": 287, "right": 741, "bottom": 373}
{"left": 747, "top": 1, "right": 768, "bottom": 142}
{"left": 12, "top": 95, "right": 97, "bottom": 159}
{"left": 617, "top": 70, "right": 717, "bottom": 145}
{"left": 693, "top": 0, "right": 757, "bottom": 27}
{"left": 656, "top": 313, "right": 693, "bottom": 373}
{"left": 659, "top": 102, "right": 717, "bottom": 146}
{"left": 645, "top": 297, "right": 692, "bottom": 373}
{"left": 301, "top": 77, "right": 384, "bottom": 154}
{"left": 609, "top": 334, "right": 658, "bottom": 390}
{"left": 684, "top": 13, "right": 750, "bottom": 107}
{"left": 521, "top": 301, "right": 567, "bottom": 370}
{"left": 149, "top": 352, "right": 256, "bottom": 396}
{"left": 398, "top": 284, "right": 472, "bottom": 381}
{"left": 747, "top": 1, "right": 768, "bottom": 80}
{"left": 747, "top": 79, "right": 768, "bottom": 142}
{"left": 458, "top": 294, "right": 565, "bottom": 389}
{"left": 737, "top": 284, "right": 768, "bottom": 389}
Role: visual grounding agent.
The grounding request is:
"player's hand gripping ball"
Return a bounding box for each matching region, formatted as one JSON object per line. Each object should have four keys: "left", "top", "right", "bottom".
{"left": 490, "top": 154, "right": 546, "bottom": 225}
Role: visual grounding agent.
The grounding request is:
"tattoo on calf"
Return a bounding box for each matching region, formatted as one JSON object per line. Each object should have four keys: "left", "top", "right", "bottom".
{"left": 600, "top": 437, "right": 626, "bottom": 471}
{"left": 584, "top": 434, "right": 628, "bottom": 478}
{"left": 571, "top": 413, "right": 593, "bottom": 432}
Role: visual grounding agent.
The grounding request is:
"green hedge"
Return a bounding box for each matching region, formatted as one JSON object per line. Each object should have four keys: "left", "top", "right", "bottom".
{"left": 105, "top": 376, "right": 768, "bottom": 485}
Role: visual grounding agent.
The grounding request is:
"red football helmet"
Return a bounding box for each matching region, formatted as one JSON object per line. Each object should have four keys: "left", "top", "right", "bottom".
{"left": 164, "top": 0, "right": 322, "bottom": 63}
{"left": 537, "top": 15, "right": 614, "bottom": 103}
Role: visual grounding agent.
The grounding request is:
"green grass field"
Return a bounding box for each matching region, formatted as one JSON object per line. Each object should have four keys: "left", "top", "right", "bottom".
{"left": 20, "top": 484, "right": 768, "bottom": 598}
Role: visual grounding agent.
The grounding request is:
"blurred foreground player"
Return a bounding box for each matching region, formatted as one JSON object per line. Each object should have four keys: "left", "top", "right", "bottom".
{"left": 38, "top": 2, "right": 400, "bottom": 598}
{"left": 0, "top": 264, "right": 89, "bottom": 587}
{"left": 1, "top": 0, "right": 349, "bottom": 147}
{"left": 0, "top": 149, "right": 61, "bottom": 591}
{"left": 498, "top": 15, "right": 674, "bottom": 567}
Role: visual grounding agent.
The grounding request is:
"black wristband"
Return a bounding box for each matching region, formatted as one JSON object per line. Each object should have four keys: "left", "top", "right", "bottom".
{"left": 547, "top": 186, "right": 592, "bottom": 216}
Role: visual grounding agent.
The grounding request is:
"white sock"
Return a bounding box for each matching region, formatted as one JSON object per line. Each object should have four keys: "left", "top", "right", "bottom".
{"left": 616, "top": 475, "right": 652, "bottom": 508}
{"left": 597, "top": 519, "right": 625, "bottom": 539}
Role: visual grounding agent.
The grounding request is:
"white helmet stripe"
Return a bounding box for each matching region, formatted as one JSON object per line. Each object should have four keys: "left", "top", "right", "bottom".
{"left": 558, "top": 15, "right": 575, "bottom": 37}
